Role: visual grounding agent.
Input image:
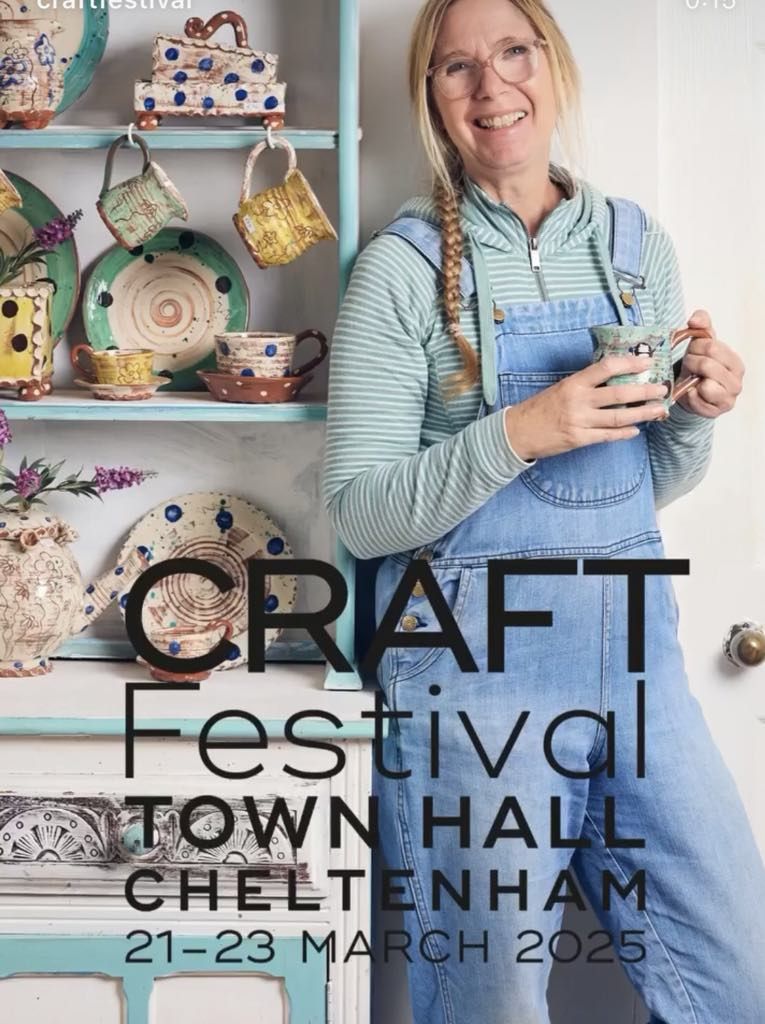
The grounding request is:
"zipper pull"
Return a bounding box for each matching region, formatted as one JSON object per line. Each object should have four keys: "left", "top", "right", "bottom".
{"left": 529, "top": 236, "right": 541, "bottom": 272}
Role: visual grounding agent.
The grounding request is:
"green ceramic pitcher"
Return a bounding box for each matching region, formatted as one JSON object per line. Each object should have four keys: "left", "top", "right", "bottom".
{"left": 96, "top": 132, "right": 189, "bottom": 250}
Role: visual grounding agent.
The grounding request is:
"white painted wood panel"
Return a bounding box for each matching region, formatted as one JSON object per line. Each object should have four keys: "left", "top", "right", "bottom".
{"left": 0, "top": 975, "right": 123, "bottom": 1022}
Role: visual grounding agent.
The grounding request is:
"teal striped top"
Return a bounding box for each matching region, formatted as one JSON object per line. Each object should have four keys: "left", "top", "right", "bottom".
{"left": 322, "top": 165, "right": 715, "bottom": 560}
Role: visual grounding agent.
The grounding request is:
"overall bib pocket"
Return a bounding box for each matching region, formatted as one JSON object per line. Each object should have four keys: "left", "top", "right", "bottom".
{"left": 501, "top": 370, "right": 649, "bottom": 507}
{"left": 377, "top": 561, "right": 474, "bottom": 686}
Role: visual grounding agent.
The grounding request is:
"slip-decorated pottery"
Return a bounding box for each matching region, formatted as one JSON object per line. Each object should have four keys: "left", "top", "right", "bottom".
{"left": 0, "top": 19, "right": 63, "bottom": 128}
{"left": 116, "top": 492, "right": 297, "bottom": 670}
{"left": 97, "top": 133, "right": 189, "bottom": 250}
{"left": 0, "top": 171, "right": 80, "bottom": 344}
{"left": 73, "top": 377, "right": 165, "bottom": 401}
{"left": 234, "top": 136, "right": 337, "bottom": 268}
{"left": 82, "top": 228, "right": 249, "bottom": 391}
{"left": 6, "top": 2, "right": 109, "bottom": 114}
{"left": 0, "top": 281, "right": 54, "bottom": 401}
{"left": 0, "top": 510, "right": 148, "bottom": 677}
{"left": 197, "top": 368, "right": 313, "bottom": 403}
{"left": 135, "top": 11, "right": 285, "bottom": 130}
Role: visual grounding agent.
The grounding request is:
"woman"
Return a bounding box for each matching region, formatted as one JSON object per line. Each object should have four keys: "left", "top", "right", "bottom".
{"left": 323, "top": 0, "right": 764, "bottom": 1021}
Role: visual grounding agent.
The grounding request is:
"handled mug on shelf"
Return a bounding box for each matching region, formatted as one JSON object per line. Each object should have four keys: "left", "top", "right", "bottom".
{"left": 96, "top": 133, "right": 189, "bottom": 250}
{"left": 233, "top": 135, "right": 337, "bottom": 269}
{"left": 70, "top": 344, "right": 156, "bottom": 385}
{"left": 591, "top": 324, "right": 711, "bottom": 412}
{"left": 214, "top": 329, "right": 328, "bottom": 378}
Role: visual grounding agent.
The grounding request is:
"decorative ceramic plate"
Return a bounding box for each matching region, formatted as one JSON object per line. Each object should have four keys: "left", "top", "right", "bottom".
{"left": 197, "top": 369, "right": 314, "bottom": 403}
{"left": 116, "top": 492, "right": 297, "bottom": 670}
{"left": 0, "top": 172, "right": 80, "bottom": 344}
{"left": 83, "top": 229, "right": 249, "bottom": 391}
{"left": 8, "top": 3, "right": 109, "bottom": 113}
{"left": 74, "top": 377, "right": 166, "bottom": 401}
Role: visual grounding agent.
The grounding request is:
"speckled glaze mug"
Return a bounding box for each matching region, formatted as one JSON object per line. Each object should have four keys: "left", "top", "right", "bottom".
{"left": 591, "top": 325, "right": 711, "bottom": 411}
{"left": 215, "top": 329, "right": 328, "bottom": 378}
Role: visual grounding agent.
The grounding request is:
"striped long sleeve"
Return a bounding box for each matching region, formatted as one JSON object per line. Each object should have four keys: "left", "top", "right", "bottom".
{"left": 322, "top": 236, "right": 531, "bottom": 559}
{"left": 642, "top": 220, "right": 716, "bottom": 509}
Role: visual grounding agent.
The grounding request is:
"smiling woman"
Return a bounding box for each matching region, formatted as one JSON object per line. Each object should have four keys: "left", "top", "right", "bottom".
{"left": 322, "top": 0, "right": 761, "bottom": 1021}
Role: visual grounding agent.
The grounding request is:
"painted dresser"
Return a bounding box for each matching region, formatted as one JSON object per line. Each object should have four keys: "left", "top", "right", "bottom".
{"left": 0, "top": 661, "right": 379, "bottom": 1023}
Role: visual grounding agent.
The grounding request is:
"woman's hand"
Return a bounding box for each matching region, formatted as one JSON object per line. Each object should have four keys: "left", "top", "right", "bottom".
{"left": 674, "top": 309, "right": 745, "bottom": 417}
{"left": 503, "top": 354, "right": 670, "bottom": 462}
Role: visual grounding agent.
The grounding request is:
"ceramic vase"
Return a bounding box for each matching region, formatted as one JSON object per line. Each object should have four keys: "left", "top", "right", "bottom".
{"left": 0, "top": 510, "right": 148, "bottom": 677}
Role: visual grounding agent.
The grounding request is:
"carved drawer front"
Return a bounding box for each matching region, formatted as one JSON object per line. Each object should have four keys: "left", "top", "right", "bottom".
{"left": 0, "top": 788, "right": 328, "bottom": 900}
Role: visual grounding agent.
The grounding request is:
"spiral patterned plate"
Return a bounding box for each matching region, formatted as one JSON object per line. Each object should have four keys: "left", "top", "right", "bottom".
{"left": 116, "top": 491, "right": 297, "bottom": 670}
{"left": 83, "top": 229, "right": 249, "bottom": 391}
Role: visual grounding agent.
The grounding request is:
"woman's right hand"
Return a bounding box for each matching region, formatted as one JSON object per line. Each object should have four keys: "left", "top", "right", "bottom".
{"left": 503, "top": 354, "right": 672, "bottom": 462}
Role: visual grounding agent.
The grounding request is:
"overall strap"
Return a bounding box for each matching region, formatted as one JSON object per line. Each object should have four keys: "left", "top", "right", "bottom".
{"left": 606, "top": 197, "right": 646, "bottom": 288}
{"left": 376, "top": 216, "right": 477, "bottom": 299}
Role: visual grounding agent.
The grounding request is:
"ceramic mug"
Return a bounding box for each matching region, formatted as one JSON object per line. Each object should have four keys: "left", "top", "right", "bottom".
{"left": 215, "top": 329, "right": 328, "bottom": 378}
{"left": 141, "top": 618, "right": 234, "bottom": 682}
{"left": 71, "top": 344, "right": 156, "bottom": 385}
{"left": 591, "top": 325, "right": 711, "bottom": 411}
{"left": 96, "top": 133, "right": 189, "bottom": 250}
{"left": 233, "top": 135, "right": 337, "bottom": 268}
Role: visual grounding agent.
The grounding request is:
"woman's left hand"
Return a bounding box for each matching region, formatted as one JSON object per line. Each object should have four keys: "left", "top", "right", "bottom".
{"left": 674, "top": 309, "right": 745, "bottom": 417}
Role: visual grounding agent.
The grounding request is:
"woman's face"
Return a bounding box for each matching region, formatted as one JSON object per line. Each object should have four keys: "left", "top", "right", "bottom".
{"left": 431, "top": 0, "right": 557, "bottom": 183}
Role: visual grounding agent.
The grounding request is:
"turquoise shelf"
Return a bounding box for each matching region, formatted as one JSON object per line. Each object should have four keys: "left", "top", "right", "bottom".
{"left": 0, "top": 125, "right": 354, "bottom": 150}
{"left": 1, "top": 389, "right": 327, "bottom": 422}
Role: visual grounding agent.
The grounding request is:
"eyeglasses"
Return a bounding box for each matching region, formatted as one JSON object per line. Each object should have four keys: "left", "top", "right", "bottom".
{"left": 427, "top": 37, "right": 548, "bottom": 100}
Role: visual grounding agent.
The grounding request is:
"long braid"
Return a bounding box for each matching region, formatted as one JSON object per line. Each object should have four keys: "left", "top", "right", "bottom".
{"left": 435, "top": 181, "right": 479, "bottom": 401}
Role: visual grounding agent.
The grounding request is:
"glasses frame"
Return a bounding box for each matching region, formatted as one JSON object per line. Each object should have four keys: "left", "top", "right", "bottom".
{"left": 427, "top": 37, "right": 548, "bottom": 99}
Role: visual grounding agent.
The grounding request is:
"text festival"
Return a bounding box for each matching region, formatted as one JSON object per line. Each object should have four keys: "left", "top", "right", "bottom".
{"left": 120, "top": 556, "right": 687, "bottom": 960}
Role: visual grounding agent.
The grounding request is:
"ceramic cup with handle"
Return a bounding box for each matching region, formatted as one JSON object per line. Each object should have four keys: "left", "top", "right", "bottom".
{"left": 96, "top": 133, "right": 189, "bottom": 250}
{"left": 233, "top": 135, "right": 337, "bottom": 268}
{"left": 140, "top": 618, "right": 234, "bottom": 683}
{"left": 214, "top": 329, "right": 328, "bottom": 378}
{"left": 590, "top": 325, "right": 712, "bottom": 411}
{"left": 71, "top": 344, "right": 156, "bottom": 385}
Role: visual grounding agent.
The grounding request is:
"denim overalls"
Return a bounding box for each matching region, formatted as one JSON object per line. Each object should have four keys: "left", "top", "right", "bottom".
{"left": 370, "top": 200, "right": 765, "bottom": 1023}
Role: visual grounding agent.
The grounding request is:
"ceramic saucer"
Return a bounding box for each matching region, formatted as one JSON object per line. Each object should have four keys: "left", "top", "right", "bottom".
{"left": 197, "top": 369, "right": 314, "bottom": 403}
{"left": 74, "top": 377, "right": 166, "bottom": 401}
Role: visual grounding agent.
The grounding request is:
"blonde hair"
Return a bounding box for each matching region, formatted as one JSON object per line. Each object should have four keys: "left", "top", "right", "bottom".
{"left": 408, "top": 0, "right": 583, "bottom": 399}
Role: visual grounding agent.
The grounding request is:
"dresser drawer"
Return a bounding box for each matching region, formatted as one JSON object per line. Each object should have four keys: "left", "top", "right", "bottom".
{"left": 0, "top": 785, "right": 329, "bottom": 903}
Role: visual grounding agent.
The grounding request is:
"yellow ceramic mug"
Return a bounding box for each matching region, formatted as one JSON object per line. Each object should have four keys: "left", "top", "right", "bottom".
{"left": 233, "top": 135, "right": 338, "bottom": 269}
{"left": 70, "top": 344, "right": 156, "bottom": 385}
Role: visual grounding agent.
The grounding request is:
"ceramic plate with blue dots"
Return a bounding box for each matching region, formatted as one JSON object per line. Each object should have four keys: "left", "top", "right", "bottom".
{"left": 116, "top": 491, "right": 297, "bottom": 670}
{"left": 8, "top": 3, "right": 109, "bottom": 113}
{"left": 83, "top": 228, "right": 249, "bottom": 391}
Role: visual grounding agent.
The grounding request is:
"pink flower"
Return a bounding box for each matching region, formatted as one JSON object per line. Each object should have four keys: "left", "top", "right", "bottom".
{"left": 93, "top": 465, "right": 154, "bottom": 493}
{"left": 15, "top": 466, "right": 42, "bottom": 498}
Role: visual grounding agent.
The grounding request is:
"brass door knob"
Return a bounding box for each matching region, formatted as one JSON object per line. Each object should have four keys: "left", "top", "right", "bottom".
{"left": 722, "top": 621, "right": 765, "bottom": 668}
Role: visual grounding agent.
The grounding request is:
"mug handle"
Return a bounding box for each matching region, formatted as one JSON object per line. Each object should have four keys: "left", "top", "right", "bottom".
{"left": 291, "top": 329, "right": 328, "bottom": 376}
{"left": 99, "top": 133, "right": 152, "bottom": 198}
{"left": 210, "top": 618, "right": 234, "bottom": 640}
{"left": 70, "top": 342, "right": 97, "bottom": 382}
{"left": 668, "top": 326, "right": 712, "bottom": 404}
{"left": 239, "top": 135, "right": 298, "bottom": 204}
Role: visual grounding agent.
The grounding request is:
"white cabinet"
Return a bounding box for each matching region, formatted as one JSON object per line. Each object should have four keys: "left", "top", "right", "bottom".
{"left": 0, "top": 662, "right": 378, "bottom": 1023}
